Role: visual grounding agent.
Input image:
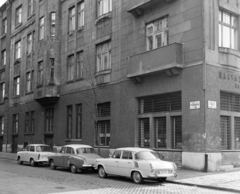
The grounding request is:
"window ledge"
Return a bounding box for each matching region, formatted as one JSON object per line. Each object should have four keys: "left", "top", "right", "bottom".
{"left": 25, "top": 91, "right": 33, "bottom": 95}
{"left": 12, "top": 134, "right": 18, "bottom": 136}
{"left": 95, "top": 69, "right": 111, "bottom": 76}
{"left": 1, "top": 34, "right": 6, "bottom": 39}
{"left": 78, "top": 26, "right": 84, "bottom": 32}
{"left": 76, "top": 78, "right": 84, "bottom": 81}
{"left": 37, "top": 84, "right": 43, "bottom": 88}
{"left": 27, "top": 13, "right": 35, "bottom": 21}
{"left": 44, "top": 132, "right": 54, "bottom": 135}
{"left": 68, "top": 31, "right": 75, "bottom": 36}
{"left": 65, "top": 139, "right": 82, "bottom": 142}
{"left": 95, "top": 12, "right": 111, "bottom": 25}
{"left": 66, "top": 80, "right": 74, "bottom": 84}
{"left": 13, "top": 95, "right": 20, "bottom": 99}
{"left": 219, "top": 47, "right": 240, "bottom": 58}
{"left": 0, "top": 101, "right": 4, "bottom": 105}
{"left": 15, "top": 23, "right": 22, "bottom": 29}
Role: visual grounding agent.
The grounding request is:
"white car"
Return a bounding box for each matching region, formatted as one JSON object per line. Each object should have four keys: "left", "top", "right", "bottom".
{"left": 95, "top": 147, "right": 177, "bottom": 184}
{"left": 17, "top": 144, "right": 53, "bottom": 167}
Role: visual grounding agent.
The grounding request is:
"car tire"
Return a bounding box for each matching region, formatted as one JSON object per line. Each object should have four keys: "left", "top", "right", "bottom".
{"left": 132, "top": 171, "right": 143, "bottom": 184}
{"left": 158, "top": 177, "right": 167, "bottom": 183}
{"left": 98, "top": 166, "right": 107, "bottom": 178}
{"left": 30, "top": 159, "right": 35, "bottom": 167}
{"left": 50, "top": 160, "right": 56, "bottom": 170}
{"left": 17, "top": 157, "right": 23, "bottom": 165}
{"left": 70, "top": 164, "right": 77, "bottom": 173}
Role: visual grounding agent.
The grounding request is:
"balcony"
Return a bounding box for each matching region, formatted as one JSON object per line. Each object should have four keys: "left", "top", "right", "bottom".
{"left": 35, "top": 85, "right": 59, "bottom": 106}
{"left": 127, "top": 43, "right": 184, "bottom": 82}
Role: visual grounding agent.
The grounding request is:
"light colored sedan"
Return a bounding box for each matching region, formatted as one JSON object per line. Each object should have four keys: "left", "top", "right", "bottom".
{"left": 17, "top": 144, "right": 53, "bottom": 167}
{"left": 48, "top": 144, "right": 101, "bottom": 173}
{"left": 95, "top": 147, "right": 177, "bottom": 184}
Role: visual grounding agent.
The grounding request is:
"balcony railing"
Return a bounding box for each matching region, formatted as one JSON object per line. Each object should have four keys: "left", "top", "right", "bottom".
{"left": 127, "top": 43, "right": 184, "bottom": 81}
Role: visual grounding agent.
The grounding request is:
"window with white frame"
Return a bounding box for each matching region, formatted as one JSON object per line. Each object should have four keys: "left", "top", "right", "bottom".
{"left": 14, "top": 76, "right": 20, "bottom": 96}
{"left": 96, "top": 42, "right": 111, "bottom": 72}
{"left": 146, "top": 17, "right": 168, "bottom": 51}
{"left": 98, "top": 0, "right": 112, "bottom": 17}
{"left": 13, "top": 114, "right": 19, "bottom": 134}
{"left": 219, "top": 10, "right": 238, "bottom": 50}
{"left": 76, "top": 51, "right": 83, "bottom": 79}
{"left": 15, "top": 40, "right": 21, "bottom": 60}
{"left": 2, "top": 18, "right": 7, "bottom": 35}
{"left": 78, "top": 2, "right": 84, "bottom": 28}
{"left": 67, "top": 55, "right": 74, "bottom": 81}
{"left": 0, "top": 116, "right": 4, "bottom": 135}
{"left": 2, "top": 50, "right": 6, "bottom": 66}
{"left": 0, "top": 82, "right": 5, "bottom": 102}
{"left": 39, "top": 17, "right": 44, "bottom": 40}
{"left": 15, "top": 6, "right": 22, "bottom": 26}
{"left": 50, "top": 12, "right": 56, "bottom": 36}
{"left": 28, "top": 0, "right": 35, "bottom": 17}
{"left": 69, "top": 6, "right": 75, "bottom": 32}
{"left": 27, "top": 33, "right": 32, "bottom": 54}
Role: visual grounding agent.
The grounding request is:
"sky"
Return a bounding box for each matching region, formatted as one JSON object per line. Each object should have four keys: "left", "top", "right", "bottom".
{"left": 0, "top": 0, "right": 6, "bottom": 7}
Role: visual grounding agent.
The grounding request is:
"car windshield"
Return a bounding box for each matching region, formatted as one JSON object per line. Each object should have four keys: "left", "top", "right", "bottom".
{"left": 135, "top": 151, "right": 160, "bottom": 160}
{"left": 76, "top": 148, "right": 95, "bottom": 154}
{"left": 36, "top": 146, "right": 51, "bottom": 152}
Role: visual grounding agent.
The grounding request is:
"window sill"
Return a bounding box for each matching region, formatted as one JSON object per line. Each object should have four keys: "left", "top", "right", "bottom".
{"left": 24, "top": 133, "right": 34, "bottom": 135}
{"left": 68, "top": 31, "right": 75, "bottom": 36}
{"left": 25, "top": 91, "right": 33, "bottom": 95}
{"left": 95, "top": 69, "right": 111, "bottom": 76}
{"left": 27, "top": 13, "right": 35, "bottom": 21}
{"left": 1, "top": 34, "right": 6, "bottom": 39}
{"left": 44, "top": 132, "right": 54, "bottom": 135}
{"left": 13, "top": 95, "right": 20, "bottom": 99}
{"left": 219, "top": 47, "right": 240, "bottom": 58}
{"left": 12, "top": 134, "right": 18, "bottom": 136}
{"left": 48, "top": 82, "right": 55, "bottom": 86}
{"left": 95, "top": 12, "right": 112, "bottom": 25}
{"left": 66, "top": 80, "right": 74, "bottom": 84}
{"left": 37, "top": 84, "right": 43, "bottom": 88}
{"left": 15, "top": 23, "right": 22, "bottom": 29}
{"left": 65, "top": 139, "right": 82, "bottom": 142}
{"left": 78, "top": 26, "right": 84, "bottom": 32}
{"left": 76, "top": 77, "right": 84, "bottom": 81}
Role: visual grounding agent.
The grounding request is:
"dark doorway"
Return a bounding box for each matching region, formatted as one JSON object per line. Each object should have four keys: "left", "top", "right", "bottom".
{"left": 44, "top": 135, "right": 53, "bottom": 150}
{"left": 0, "top": 137, "right": 3, "bottom": 152}
{"left": 12, "top": 136, "right": 18, "bottom": 153}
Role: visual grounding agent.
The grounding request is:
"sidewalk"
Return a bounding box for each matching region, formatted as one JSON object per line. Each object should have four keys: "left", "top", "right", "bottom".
{"left": 1, "top": 152, "right": 240, "bottom": 193}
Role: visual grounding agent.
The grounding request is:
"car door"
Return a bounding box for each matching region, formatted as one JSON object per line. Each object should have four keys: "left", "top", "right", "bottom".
{"left": 63, "top": 147, "right": 74, "bottom": 167}
{"left": 54, "top": 147, "right": 66, "bottom": 166}
{"left": 118, "top": 151, "right": 133, "bottom": 177}
{"left": 21, "top": 146, "right": 30, "bottom": 162}
{"left": 106, "top": 150, "right": 121, "bottom": 175}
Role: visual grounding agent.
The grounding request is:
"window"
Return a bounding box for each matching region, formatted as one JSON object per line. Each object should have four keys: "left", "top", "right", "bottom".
{"left": 14, "top": 62, "right": 20, "bottom": 76}
{"left": 76, "top": 104, "right": 82, "bottom": 139}
{"left": 50, "top": 58, "right": 54, "bottom": 83}
{"left": 0, "top": 83, "right": 5, "bottom": 102}
{"left": 146, "top": 17, "right": 168, "bottom": 51}
{"left": 50, "top": 12, "right": 56, "bottom": 36}
{"left": 2, "top": 50, "right": 6, "bottom": 66}
{"left": 39, "top": 17, "right": 44, "bottom": 40}
{"left": 45, "top": 108, "right": 54, "bottom": 133}
{"left": 14, "top": 77, "right": 20, "bottom": 96}
{"left": 97, "top": 102, "right": 111, "bottom": 117}
{"left": 28, "top": 0, "right": 35, "bottom": 16}
{"left": 97, "top": 121, "right": 110, "bottom": 146}
{"left": 69, "top": 6, "right": 75, "bottom": 32}
{"left": 2, "top": 18, "right": 7, "bottom": 35}
{"left": 76, "top": 51, "right": 83, "bottom": 79}
{"left": 16, "top": 6, "right": 22, "bottom": 26}
{"left": 219, "top": 10, "right": 237, "bottom": 49}
{"left": 171, "top": 116, "right": 182, "bottom": 149}
{"left": 98, "top": 0, "right": 112, "bottom": 17}
{"left": 0, "top": 117, "right": 4, "bottom": 135}
{"left": 25, "top": 111, "right": 34, "bottom": 134}
{"left": 67, "top": 55, "right": 74, "bottom": 81}
{"left": 112, "top": 150, "right": 121, "bottom": 158}
{"left": 139, "top": 118, "right": 150, "bottom": 147}
{"left": 122, "top": 151, "right": 133, "bottom": 160}
{"left": 155, "top": 117, "right": 166, "bottom": 148}
{"left": 77, "top": 2, "right": 84, "bottom": 28}
{"left": 13, "top": 114, "right": 19, "bottom": 134}
{"left": 37, "top": 61, "right": 43, "bottom": 86}
{"left": 27, "top": 33, "right": 32, "bottom": 54}
{"left": 15, "top": 40, "right": 21, "bottom": 60}
{"left": 67, "top": 106, "right": 73, "bottom": 139}
{"left": 96, "top": 42, "right": 111, "bottom": 72}
{"left": 26, "top": 71, "right": 33, "bottom": 93}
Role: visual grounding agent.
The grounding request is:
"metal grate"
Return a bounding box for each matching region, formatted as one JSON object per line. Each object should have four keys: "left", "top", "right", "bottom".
{"left": 154, "top": 117, "right": 166, "bottom": 148}
{"left": 139, "top": 118, "right": 150, "bottom": 148}
{"left": 97, "top": 121, "right": 110, "bottom": 146}
{"left": 221, "top": 116, "right": 231, "bottom": 150}
{"left": 97, "top": 102, "right": 111, "bottom": 117}
{"left": 171, "top": 116, "right": 182, "bottom": 149}
{"left": 139, "top": 92, "right": 181, "bottom": 114}
{"left": 234, "top": 117, "right": 240, "bottom": 149}
{"left": 220, "top": 92, "right": 240, "bottom": 112}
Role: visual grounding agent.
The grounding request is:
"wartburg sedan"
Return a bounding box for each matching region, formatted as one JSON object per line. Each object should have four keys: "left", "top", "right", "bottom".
{"left": 95, "top": 147, "right": 177, "bottom": 184}
{"left": 17, "top": 144, "right": 53, "bottom": 167}
{"left": 48, "top": 144, "right": 101, "bottom": 173}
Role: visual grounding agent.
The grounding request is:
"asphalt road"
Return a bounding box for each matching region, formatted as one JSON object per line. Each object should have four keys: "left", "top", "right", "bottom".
{"left": 0, "top": 158, "right": 234, "bottom": 194}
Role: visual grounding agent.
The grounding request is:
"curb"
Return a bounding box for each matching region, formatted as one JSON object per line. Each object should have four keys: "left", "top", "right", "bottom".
{"left": 167, "top": 180, "right": 240, "bottom": 193}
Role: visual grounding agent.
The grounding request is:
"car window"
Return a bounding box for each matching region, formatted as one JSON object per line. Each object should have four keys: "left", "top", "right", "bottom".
{"left": 25, "top": 146, "right": 30, "bottom": 151}
{"left": 135, "top": 151, "right": 160, "bottom": 160}
{"left": 60, "top": 147, "right": 66, "bottom": 153}
{"left": 36, "top": 146, "right": 51, "bottom": 152}
{"left": 112, "top": 150, "right": 121, "bottom": 159}
{"left": 30, "top": 146, "right": 35, "bottom": 152}
{"left": 76, "top": 148, "right": 95, "bottom": 154}
{"left": 66, "top": 147, "right": 74, "bottom": 154}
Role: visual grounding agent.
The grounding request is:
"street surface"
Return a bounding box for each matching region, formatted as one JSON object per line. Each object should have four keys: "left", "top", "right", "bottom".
{"left": 0, "top": 158, "right": 236, "bottom": 194}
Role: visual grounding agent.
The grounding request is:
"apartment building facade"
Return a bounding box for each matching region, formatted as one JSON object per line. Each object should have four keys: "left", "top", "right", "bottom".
{"left": 0, "top": 0, "right": 240, "bottom": 171}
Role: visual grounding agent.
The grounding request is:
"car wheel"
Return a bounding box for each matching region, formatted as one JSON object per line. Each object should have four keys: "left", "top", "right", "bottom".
{"left": 17, "top": 157, "right": 23, "bottom": 165}
{"left": 98, "top": 166, "right": 107, "bottom": 178}
{"left": 70, "top": 164, "right": 77, "bottom": 173}
{"left": 50, "top": 160, "right": 56, "bottom": 170}
{"left": 158, "top": 177, "right": 167, "bottom": 183}
{"left": 30, "top": 159, "right": 35, "bottom": 167}
{"left": 132, "top": 171, "right": 143, "bottom": 184}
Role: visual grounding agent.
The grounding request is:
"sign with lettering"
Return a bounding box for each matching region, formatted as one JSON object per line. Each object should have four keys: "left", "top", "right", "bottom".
{"left": 208, "top": 101, "right": 217, "bottom": 109}
{"left": 219, "top": 71, "right": 240, "bottom": 89}
{"left": 190, "top": 101, "right": 200, "bottom": 109}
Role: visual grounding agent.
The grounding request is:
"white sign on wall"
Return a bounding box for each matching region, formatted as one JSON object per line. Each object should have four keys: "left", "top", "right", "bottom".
{"left": 190, "top": 101, "right": 200, "bottom": 109}
{"left": 208, "top": 101, "right": 217, "bottom": 109}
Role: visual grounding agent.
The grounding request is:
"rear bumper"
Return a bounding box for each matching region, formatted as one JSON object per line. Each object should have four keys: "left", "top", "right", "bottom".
{"left": 147, "top": 173, "right": 177, "bottom": 179}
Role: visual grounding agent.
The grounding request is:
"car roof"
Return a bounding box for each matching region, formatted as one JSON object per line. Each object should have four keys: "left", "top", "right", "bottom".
{"left": 27, "top": 144, "right": 49, "bottom": 147}
{"left": 62, "top": 144, "right": 93, "bottom": 149}
{"left": 115, "top": 147, "right": 153, "bottom": 152}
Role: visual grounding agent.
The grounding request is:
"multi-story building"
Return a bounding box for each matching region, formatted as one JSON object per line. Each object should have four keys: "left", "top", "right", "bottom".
{"left": 0, "top": 0, "right": 240, "bottom": 171}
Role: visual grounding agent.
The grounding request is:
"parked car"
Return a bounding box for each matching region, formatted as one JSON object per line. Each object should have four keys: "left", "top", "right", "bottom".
{"left": 17, "top": 144, "right": 53, "bottom": 167}
{"left": 95, "top": 147, "right": 177, "bottom": 184}
{"left": 48, "top": 144, "right": 101, "bottom": 173}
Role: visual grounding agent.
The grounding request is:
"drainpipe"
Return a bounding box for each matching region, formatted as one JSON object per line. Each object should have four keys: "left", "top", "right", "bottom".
{"left": 204, "top": 153, "right": 208, "bottom": 172}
